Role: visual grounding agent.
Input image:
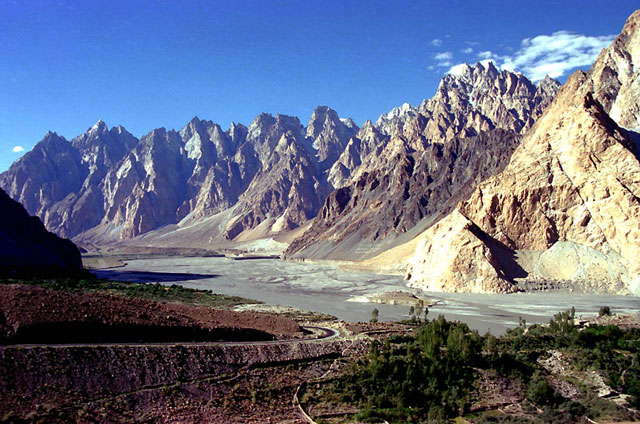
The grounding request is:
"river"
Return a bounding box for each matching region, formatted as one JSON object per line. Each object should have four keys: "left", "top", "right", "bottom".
{"left": 95, "top": 256, "right": 640, "bottom": 335}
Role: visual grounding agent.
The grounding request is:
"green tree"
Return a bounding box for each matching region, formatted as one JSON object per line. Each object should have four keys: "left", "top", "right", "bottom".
{"left": 599, "top": 306, "right": 612, "bottom": 316}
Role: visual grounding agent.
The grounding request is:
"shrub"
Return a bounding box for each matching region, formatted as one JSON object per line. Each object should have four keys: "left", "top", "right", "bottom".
{"left": 370, "top": 308, "right": 379, "bottom": 323}
{"left": 527, "top": 372, "right": 557, "bottom": 406}
{"left": 599, "top": 306, "right": 612, "bottom": 316}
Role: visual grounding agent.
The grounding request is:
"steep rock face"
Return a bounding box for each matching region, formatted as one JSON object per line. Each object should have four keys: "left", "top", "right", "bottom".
{"left": 71, "top": 120, "right": 139, "bottom": 188}
{"left": 64, "top": 121, "right": 139, "bottom": 236}
{"left": 405, "top": 210, "right": 517, "bottom": 293}
{"left": 101, "top": 128, "right": 191, "bottom": 239}
{"left": 247, "top": 113, "right": 311, "bottom": 163}
{"left": 306, "top": 106, "right": 359, "bottom": 170}
{"left": 0, "top": 132, "right": 86, "bottom": 226}
{"left": 287, "top": 66, "right": 559, "bottom": 260}
{"left": 176, "top": 118, "right": 251, "bottom": 221}
{"left": 2, "top": 103, "right": 360, "bottom": 245}
{"left": 224, "top": 116, "right": 330, "bottom": 239}
{"left": 327, "top": 121, "right": 389, "bottom": 188}
{"left": 407, "top": 10, "right": 640, "bottom": 294}
{"left": 0, "top": 122, "right": 139, "bottom": 239}
{"left": 588, "top": 13, "right": 640, "bottom": 133}
{"left": 0, "top": 188, "right": 82, "bottom": 271}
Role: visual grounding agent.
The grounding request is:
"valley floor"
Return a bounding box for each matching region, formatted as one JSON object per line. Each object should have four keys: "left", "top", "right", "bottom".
{"left": 89, "top": 254, "right": 640, "bottom": 334}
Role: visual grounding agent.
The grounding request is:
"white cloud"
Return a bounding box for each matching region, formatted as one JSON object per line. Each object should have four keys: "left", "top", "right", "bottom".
{"left": 431, "top": 38, "right": 443, "bottom": 47}
{"left": 434, "top": 52, "right": 453, "bottom": 61}
{"left": 462, "top": 47, "right": 473, "bottom": 54}
{"left": 12, "top": 146, "right": 24, "bottom": 153}
{"left": 433, "top": 51, "right": 453, "bottom": 67}
{"left": 502, "top": 31, "right": 615, "bottom": 81}
{"left": 448, "top": 31, "right": 614, "bottom": 82}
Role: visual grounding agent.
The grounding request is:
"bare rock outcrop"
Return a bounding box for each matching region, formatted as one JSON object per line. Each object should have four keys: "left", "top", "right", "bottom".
{"left": 287, "top": 65, "right": 559, "bottom": 261}
{"left": 0, "top": 106, "right": 358, "bottom": 245}
{"left": 407, "top": 9, "right": 640, "bottom": 294}
{"left": 406, "top": 210, "right": 517, "bottom": 293}
{"left": 307, "top": 105, "right": 359, "bottom": 170}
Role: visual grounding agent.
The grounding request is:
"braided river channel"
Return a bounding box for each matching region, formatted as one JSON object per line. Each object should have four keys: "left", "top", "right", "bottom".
{"left": 95, "top": 256, "right": 640, "bottom": 335}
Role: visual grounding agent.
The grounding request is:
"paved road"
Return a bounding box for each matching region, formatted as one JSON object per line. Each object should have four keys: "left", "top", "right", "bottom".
{"left": 0, "top": 325, "right": 341, "bottom": 349}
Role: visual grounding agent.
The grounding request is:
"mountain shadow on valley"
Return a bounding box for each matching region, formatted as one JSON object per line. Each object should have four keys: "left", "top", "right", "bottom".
{"left": 93, "top": 270, "right": 218, "bottom": 283}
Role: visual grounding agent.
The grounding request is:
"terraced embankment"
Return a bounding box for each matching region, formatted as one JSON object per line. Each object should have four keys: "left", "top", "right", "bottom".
{"left": 0, "top": 326, "right": 367, "bottom": 422}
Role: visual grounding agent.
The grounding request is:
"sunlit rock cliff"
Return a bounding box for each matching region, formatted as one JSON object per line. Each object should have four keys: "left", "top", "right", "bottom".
{"left": 406, "top": 10, "right": 640, "bottom": 294}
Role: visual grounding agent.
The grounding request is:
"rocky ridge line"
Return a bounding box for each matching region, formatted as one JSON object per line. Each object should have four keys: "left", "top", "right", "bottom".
{"left": 406, "top": 9, "right": 640, "bottom": 294}
{"left": 286, "top": 64, "right": 560, "bottom": 261}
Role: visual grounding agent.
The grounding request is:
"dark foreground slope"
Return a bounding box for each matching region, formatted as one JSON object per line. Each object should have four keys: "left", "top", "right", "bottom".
{"left": 0, "top": 283, "right": 301, "bottom": 344}
{"left": 0, "top": 187, "right": 82, "bottom": 273}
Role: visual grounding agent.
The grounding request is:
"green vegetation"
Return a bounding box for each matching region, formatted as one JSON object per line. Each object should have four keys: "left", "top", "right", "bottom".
{"left": 599, "top": 305, "right": 612, "bottom": 316}
{"left": 329, "top": 308, "right": 640, "bottom": 423}
{"left": 405, "top": 299, "right": 429, "bottom": 325}
{"left": 370, "top": 308, "right": 379, "bottom": 323}
{"left": 336, "top": 315, "right": 481, "bottom": 422}
{"left": 0, "top": 276, "right": 257, "bottom": 308}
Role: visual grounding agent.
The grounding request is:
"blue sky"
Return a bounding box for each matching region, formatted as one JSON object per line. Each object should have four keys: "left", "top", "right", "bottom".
{"left": 1, "top": 0, "right": 638, "bottom": 172}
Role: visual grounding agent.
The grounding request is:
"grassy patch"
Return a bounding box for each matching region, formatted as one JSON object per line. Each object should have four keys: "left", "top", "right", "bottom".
{"left": 0, "top": 276, "right": 258, "bottom": 309}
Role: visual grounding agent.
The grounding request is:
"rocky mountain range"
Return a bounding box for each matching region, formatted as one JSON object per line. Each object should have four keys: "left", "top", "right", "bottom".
{"left": 3, "top": 9, "right": 639, "bottom": 295}
{"left": 0, "top": 110, "right": 355, "bottom": 246}
{"left": 403, "top": 9, "right": 640, "bottom": 294}
{"left": 0, "top": 61, "right": 557, "bottom": 254}
{"left": 287, "top": 62, "right": 560, "bottom": 261}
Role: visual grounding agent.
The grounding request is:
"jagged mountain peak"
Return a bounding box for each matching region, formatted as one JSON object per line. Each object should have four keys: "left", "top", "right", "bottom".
{"left": 375, "top": 102, "right": 418, "bottom": 127}
{"left": 310, "top": 105, "right": 337, "bottom": 116}
{"left": 275, "top": 113, "right": 303, "bottom": 128}
{"left": 360, "top": 119, "right": 375, "bottom": 130}
{"left": 145, "top": 127, "right": 169, "bottom": 138}
{"left": 405, "top": 9, "right": 640, "bottom": 294}
{"left": 307, "top": 105, "right": 340, "bottom": 133}
{"left": 30, "top": 132, "right": 76, "bottom": 159}
{"left": 248, "top": 113, "right": 302, "bottom": 136}
{"left": 230, "top": 121, "right": 247, "bottom": 131}
{"left": 306, "top": 105, "right": 358, "bottom": 169}
{"left": 340, "top": 117, "right": 358, "bottom": 129}
{"left": 538, "top": 74, "right": 556, "bottom": 87}
{"left": 440, "top": 61, "right": 536, "bottom": 92}
{"left": 43, "top": 130, "right": 63, "bottom": 141}
{"left": 586, "top": 8, "right": 640, "bottom": 132}
{"left": 229, "top": 122, "right": 248, "bottom": 143}
{"left": 180, "top": 116, "right": 209, "bottom": 139}
{"left": 90, "top": 119, "right": 108, "bottom": 132}
{"left": 374, "top": 61, "right": 558, "bottom": 137}
{"left": 111, "top": 125, "right": 131, "bottom": 135}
